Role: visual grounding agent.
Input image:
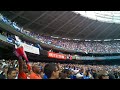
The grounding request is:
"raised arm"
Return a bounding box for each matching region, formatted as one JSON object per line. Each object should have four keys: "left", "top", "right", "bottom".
{"left": 18, "top": 56, "right": 24, "bottom": 73}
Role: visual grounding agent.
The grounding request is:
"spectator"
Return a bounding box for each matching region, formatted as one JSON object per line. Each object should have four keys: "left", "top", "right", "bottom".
{"left": 82, "top": 70, "right": 93, "bottom": 79}
{"left": 91, "top": 69, "right": 98, "bottom": 79}
{"left": 60, "top": 69, "right": 70, "bottom": 79}
{"left": 2, "top": 13, "right": 120, "bottom": 54}
{"left": 44, "top": 63, "right": 59, "bottom": 79}
{"left": 30, "top": 64, "right": 42, "bottom": 79}
{"left": 1, "top": 59, "right": 120, "bottom": 79}
{"left": 108, "top": 73, "right": 115, "bottom": 79}
{"left": 18, "top": 57, "right": 31, "bottom": 79}
{"left": 97, "top": 70, "right": 109, "bottom": 79}
{"left": 0, "top": 73, "right": 6, "bottom": 79}
{"left": 2, "top": 66, "right": 8, "bottom": 79}
{"left": 7, "top": 68, "right": 17, "bottom": 79}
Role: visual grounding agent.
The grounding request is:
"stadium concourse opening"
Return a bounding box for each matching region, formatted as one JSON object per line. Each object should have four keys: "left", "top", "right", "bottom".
{"left": 0, "top": 11, "right": 120, "bottom": 79}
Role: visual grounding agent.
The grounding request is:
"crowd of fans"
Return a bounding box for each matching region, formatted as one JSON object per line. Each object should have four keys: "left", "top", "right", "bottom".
{"left": 1, "top": 13, "right": 120, "bottom": 54}
{"left": 0, "top": 59, "right": 120, "bottom": 79}
{"left": 0, "top": 29, "right": 42, "bottom": 50}
{"left": 38, "top": 36, "right": 120, "bottom": 54}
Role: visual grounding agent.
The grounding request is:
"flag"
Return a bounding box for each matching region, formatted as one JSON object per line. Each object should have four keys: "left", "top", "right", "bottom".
{"left": 7, "top": 37, "right": 13, "bottom": 43}
{"left": 15, "top": 36, "right": 21, "bottom": 42}
{"left": 36, "top": 44, "right": 43, "bottom": 50}
{"left": 14, "top": 35, "right": 29, "bottom": 63}
{"left": 70, "top": 55, "right": 72, "bottom": 60}
{"left": 14, "top": 46, "right": 29, "bottom": 63}
{"left": 14, "top": 36, "right": 22, "bottom": 48}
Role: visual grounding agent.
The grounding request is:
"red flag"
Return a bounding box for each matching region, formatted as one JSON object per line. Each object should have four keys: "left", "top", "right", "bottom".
{"left": 70, "top": 55, "right": 72, "bottom": 60}
{"left": 14, "top": 46, "right": 29, "bottom": 62}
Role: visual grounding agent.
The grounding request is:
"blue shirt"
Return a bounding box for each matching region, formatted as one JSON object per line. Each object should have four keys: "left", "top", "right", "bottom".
{"left": 82, "top": 76, "right": 90, "bottom": 79}
{"left": 43, "top": 74, "right": 48, "bottom": 79}
{"left": 69, "top": 75, "right": 76, "bottom": 79}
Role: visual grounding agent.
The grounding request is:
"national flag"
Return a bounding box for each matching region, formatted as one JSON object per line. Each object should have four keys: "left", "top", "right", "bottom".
{"left": 37, "top": 44, "right": 43, "bottom": 50}
{"left": 14, "top": 46, "right": 29, "bottom": 63}
{"left": 70, "top": 55, "right": 72, "bottom": 60}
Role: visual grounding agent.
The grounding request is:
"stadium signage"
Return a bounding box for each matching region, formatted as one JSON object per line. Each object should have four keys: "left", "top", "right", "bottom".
{"left": 48, "top": 52, "right": 66, "bottom": 60}
{"left": 21, "top": 43, "right": 40, "bottom": 55}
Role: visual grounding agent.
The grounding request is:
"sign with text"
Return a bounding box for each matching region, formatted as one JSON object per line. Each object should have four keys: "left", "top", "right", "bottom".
{"left": 21, "top": 43, "right": 40, "bottom": 55}
{"left": 48, "top": 52, "right": 66, "bottom": 60}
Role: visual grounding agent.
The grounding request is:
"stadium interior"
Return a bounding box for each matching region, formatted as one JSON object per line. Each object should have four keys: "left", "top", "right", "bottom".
{"left": 0, "top": 11, "right": 120, "bottom": 79}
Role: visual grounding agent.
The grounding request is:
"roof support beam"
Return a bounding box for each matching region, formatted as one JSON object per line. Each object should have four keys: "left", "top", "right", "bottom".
{"left": 9, "top": 11, "right": 57, "bottom": 32}
{"left": 113, "top": 28, "right": 120, "bottom": 39}
{"left": 61, "top": 17, "right": 88, "bottom": 37}
{"left": 74, "top": 20, "right": 96, "bottom": 38}
{"left": 51, "top": 14, "right": 78, "bottom": 35}
{"left": 95, "top": 23, "right": 113, "bottom": 39}
{"left": 84, "top": 22, "right": 105, "bottom": 39}
{"left": 39, "top": 11, "right": 68, "bottom": 34}
{"left": 23, "top": 11, "right": 48, "bottom": 28}
{"left": 104, "top": 24, "right": 120, "bottom": 39}
{"left": 10, "top": 11, "right": 24, "bottom": 21}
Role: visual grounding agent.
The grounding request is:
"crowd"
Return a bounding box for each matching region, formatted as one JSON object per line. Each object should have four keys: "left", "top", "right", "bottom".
{"left": 1, "top": 13, "right": 120, "bottom": 54}
{"left": 0, "top": 58, "right": 120, "bottom": 79}
{"left": 37, "top": 36, "right": 120, "bottom": 54}
{"left": 0, "top": 29, "right": 42, "bottom": 50}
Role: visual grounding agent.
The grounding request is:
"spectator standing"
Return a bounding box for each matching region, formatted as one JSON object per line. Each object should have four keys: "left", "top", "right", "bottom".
{"left": 44, "top": 63, "right": 59, "bottom": 79}
{"left": 7, "top": 68, "right": 17, "bottom": 79}
{"left": 30, "top": 64, "right": 42, "bottom": 79}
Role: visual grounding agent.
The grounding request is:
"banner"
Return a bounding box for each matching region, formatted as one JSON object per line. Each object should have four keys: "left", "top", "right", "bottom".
{"left": 48, "top": 52, "right": 66, "bottom": 60}
{"left": 21, "top": 43, "right": 40, "bottom": 55}
{"left": 14, "top": 36, "right": 39, "bottom": 55}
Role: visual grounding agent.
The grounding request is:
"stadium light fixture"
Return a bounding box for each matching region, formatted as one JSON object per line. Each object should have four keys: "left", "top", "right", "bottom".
{"left": 85, "top": 40, "right": 91, "bottom": 41}
{"left": 73, "top": 39, "right": 80, "bottom": 41}
{"left": 93, "top": 40, "right": 102, "bottom": 41}
{"left": 114, "top": 39, "right": 120, "bottom": 40}
{"left": 104, "top": 39, "right": 112, "bottom": 41}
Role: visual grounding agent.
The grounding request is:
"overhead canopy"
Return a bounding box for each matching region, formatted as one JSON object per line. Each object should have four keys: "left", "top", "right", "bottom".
{"left": 73, "top": 11, "right": 120, "bottom": 24}
{"left": 1, "top": 11, "right": 120, "bottom": 40}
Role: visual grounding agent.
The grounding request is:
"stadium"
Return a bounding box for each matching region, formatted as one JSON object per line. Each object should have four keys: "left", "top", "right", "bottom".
{"left": 0, "top": 11, "right": 120, "bottom": 79}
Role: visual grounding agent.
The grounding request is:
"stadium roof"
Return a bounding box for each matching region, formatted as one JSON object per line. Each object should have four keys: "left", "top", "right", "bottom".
{"left": 1, "top": 11, "right": 120, "bottom": 40}
{"left": 73, "top": 11, "right": 120, "bottom": 24}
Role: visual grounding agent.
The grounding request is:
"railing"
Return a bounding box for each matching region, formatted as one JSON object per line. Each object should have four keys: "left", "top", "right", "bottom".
{"left": 0, "top": 34, "right": 7, "bottom": 42}
{"left": 74, "top": 55, "right": 120, "bottom": 60}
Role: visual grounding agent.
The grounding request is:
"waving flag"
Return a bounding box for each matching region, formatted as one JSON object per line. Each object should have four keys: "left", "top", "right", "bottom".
{"left": 14, "top": 46, "right": 29, "bottom": 62}
{"left": 14, "top": 36, "right": 29, "bottom": 63}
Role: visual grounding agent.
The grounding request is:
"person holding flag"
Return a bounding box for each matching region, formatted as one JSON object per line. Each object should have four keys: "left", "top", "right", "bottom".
{"left": 14, "top": 36, "right": 31, "bottom": 79}
{"left": 14, "top": 36, "right": 29, "bottom": 63}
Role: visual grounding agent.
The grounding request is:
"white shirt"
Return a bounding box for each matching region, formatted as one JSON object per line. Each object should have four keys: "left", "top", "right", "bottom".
{"left": 76, "top": 73, "right": 84, "bottom": 78}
